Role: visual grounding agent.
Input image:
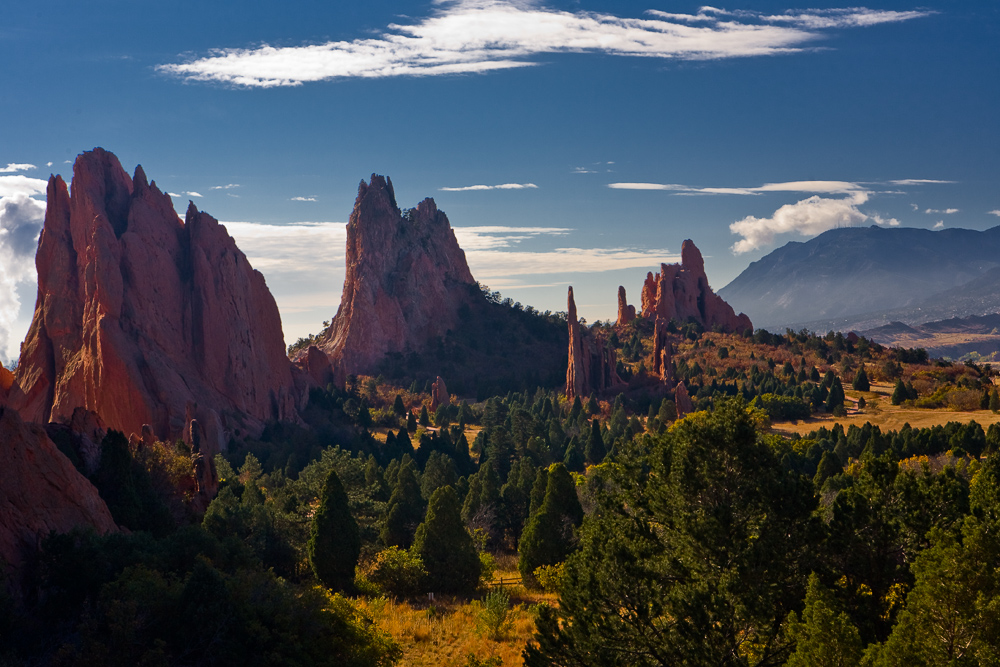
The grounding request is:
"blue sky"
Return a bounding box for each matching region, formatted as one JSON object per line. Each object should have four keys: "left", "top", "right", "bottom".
{"left": 1, "top": 1, "right": 998, "bottom": 361}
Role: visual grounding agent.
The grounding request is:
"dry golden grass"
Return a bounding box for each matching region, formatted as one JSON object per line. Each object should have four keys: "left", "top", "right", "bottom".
{"left": 355, "top": 557, "right": 555, "bottom": 667}
{"left": 772, "top": 380, "right": 1000, "bottom": 437}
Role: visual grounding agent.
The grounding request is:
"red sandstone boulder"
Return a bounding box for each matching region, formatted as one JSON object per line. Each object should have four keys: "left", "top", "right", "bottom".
{"left": 674, "top": 382, "right": 694, "bottom": 417}
{"left": 0, "top": 406, "right": 116, "bottom": 576}
{"left": 639, "top": 240, "right": 752, "bottom": 334}
{"left": 430, "top": 376, "right": 449, "bottom": 411}
{"left": 11, "top": 148, "right": 305, "bottom": 448}
{"left": 616, "top": 286, "right": 636, "bottom": 326}
{"left": 566, "top": 287, "right": 624, "bottom": 400}
{"left": 318, "top": 175, "right": 476, "bottom": 376}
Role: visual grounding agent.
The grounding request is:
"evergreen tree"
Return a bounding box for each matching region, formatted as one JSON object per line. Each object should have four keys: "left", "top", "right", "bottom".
{"left": 420, "top": 451, "right": 458, "bottom": 500}
{"left": 825, "top": 377, "right": 846, "bottom": 413}
{"left": 813, "top": 451, "right": 842, "bottom": 488}
{"left": 308, "top": 469, "right": 360, "bottom": 592}
{"left": 785, "top": 574, "right": 863, "bottom": 667}
{"left": 585, "top": 418, "right": 607, "bottom": 465}
{"left": 891, "top": 379, "right": 907, "bottom": 405}
{"left": 528, "top": 466, "right": 549, "bottom": 518}
{"left": 392, "top": 394, "right": 406, "bottom": 416}
{"left": 419, "top": 405, "right": 430, "bottom": 427}
{"left": 413, "top": 486, "right": 481, "bottom": 594}
{"left": 990, "top": 387, "right": 1000, "bottom": 413}
{"left": 381, "top": 460, "right": 424, "bottom": 548}
{"left": 568, "top": 396, "right": 583, "bottom": 421}
{"left": 586, "top": 395, "right": 600, "bottom": 416}
{"left": 852, "top": 366, "right": 870, "bottom": 392}
{"left": 406, "top": 410, "right": 417, "bottom": 432}
{"left": 518, "top": 463, "right": 584, "bottom": 587}
{"left": 563, "top": 436, "right": 585, "bottom": 473}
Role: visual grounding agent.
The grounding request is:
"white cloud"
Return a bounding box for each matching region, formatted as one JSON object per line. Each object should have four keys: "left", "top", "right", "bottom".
{"left": 889, "top": 179, "right": 955, "bottom": 185}
{"left": 989, "top": 210, "right": 1000, "bottom": 217}
{"left": 0, "top": 194, "right": 45, "bottom": 362}
{"left": 572, "top": 167, "right": 597, "bottom": 174}
{"left": 933, "top": 221, "right": 945, "bottom": 229}
{"left": 0, "top": 163, "right": 36, "bottom": 173}
{"left": 167, "top": 192, "right": 182, "bottom": 198}
{"left": 186, "top": 191, "right": 203, "bottom": 197}
{"left": 871, "top": 213, "right": 900, "bottom": 227}
{"left": 158, "top": 1, "right": 930, "bottom": 87}
{"left": 440, "top": 182, "right": 538, "bottom": 192}
{"left": 0, "top": 175, "right": 48, "bottom": 197}
{"left": 729, "top": 191, "right": 870, "bottom": 254}
{"left": 210, "top": 183, "right": 240, "bottom": 190}
{"left": 925, "top": 208, "right": 959, "bottom": 214}
{"left": 46, "top": 162, "right": 53, "bottom": 167}
{"left": 290, "top": 196, "right": 318, "bottom": 202}
{"left": 453, "top": 225, "right": 570, "bottom": 250}
{"left": 608, "top": 179, "right": 866, "bottom": 195}
{"left": 909, "top": 203, "right": 918, "bottom": 211}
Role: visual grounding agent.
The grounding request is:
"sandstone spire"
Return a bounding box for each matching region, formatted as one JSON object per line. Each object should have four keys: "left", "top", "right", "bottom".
{"left": 616, "top": 286, "right": 636, "bottom": 326}
{"left": 566, "top": 286, "right": 624, "bottom": 400}
{"left": 11, "top": 148, "right": 306, "bottom": 451}
{"left": 317, "top": 175, "right": 476, "bottom": 376}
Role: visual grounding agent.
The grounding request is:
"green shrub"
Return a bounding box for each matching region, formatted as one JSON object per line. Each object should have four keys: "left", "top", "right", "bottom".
{"left": 474, "top": 589, "right": 515, "bottom": 641}
{"left": 362, "top": 547, "right": 427, "bottom": 598}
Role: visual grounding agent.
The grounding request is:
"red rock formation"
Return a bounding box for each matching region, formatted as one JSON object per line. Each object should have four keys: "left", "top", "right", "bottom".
{"left": 430, "top": 376, "right": 449, "bottom": 411}
{"left": 318, "top": 175, "right": 476, "bottom": 376}
{"left": 0, "top": 366, "right": 12, "bottom": 407}
{"left": 294, "top": 344, "right": 343, "bottom": 391}
{"left": 11, "top": 148, "right": 304, "bottom": 451}
{"left": 566, "top": 287, "right": 625, "bottom": 400}
{"left": 674, "top": 382, "right": 694, "bottom": 417}
{"left": 616, "top": 286, "right": 636, "bottom": 327}
{"left": 0, "top": 406, "right": 116, "bottom": 574}
{"left": 639, "top": 240, "right": 752, "bottom": 334}
{"left": 652, "top": 318, "right": 675, "bottom": 388}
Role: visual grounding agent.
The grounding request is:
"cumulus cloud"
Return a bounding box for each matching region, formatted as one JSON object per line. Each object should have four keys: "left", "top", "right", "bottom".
{"left": 290, "top": 196, "right": 318, "bottom": 202}
{"left": 158, "top": 1, "right": 930, "bottom": 87}
{"left": 990, "top": 210, "right": 1000, "bottom": 217}
{"left": 608, "top": 179, "right": 866, "bottom": 195}
{"left": 0, "top": 163, "right": 36, "bottom": 173}
{"left": 0, "top": 194, "right": 45, "bottom": 362}
{"left": 870, "top": 213, "right": 900, "bottom": 227}
{"left": 0, "top": 175, "right": 48, "bottom": 198}
{"left": 933, "top": 221, "right": 945, "bottom": 229}
{"left": 167, "top": 192, "right": 182, "bottom": 198}
{"left": 729, "top": 191, "right": 870, "bottom": 254}
{"left": 440, "top": 182, "right": 538, "bottom": 192}
{"left": 925, "top": 208, "right": 958, "bottom": 214}
{"left": 186, "top": 191, "right": 203, "bottom": 198}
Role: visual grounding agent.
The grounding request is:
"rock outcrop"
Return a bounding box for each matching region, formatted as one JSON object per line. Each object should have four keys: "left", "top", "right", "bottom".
{"left": 674, "top": 382, "right": 694, "bottom": 417}
{"left": 652, "top": 317, "right": 675, "bottom": 388}
{"left": 430, "top": 376, "right": 449, "bottom": 411}
{"left": 566, "top": 287, "right": 624, "bottom": 400}
{"left": 0, "top": 406, "right": 116, "bottom": 575}
{"left": 317, "top": 175, "right": 477, "bottom": 376}
{"left": 11, "top": 148, "right": 304, "bottom": 452}
{"left": 616, "top": 286, "right": 636, "bottom": 327}
{"left": 638, "top": 240, "right": 752, "bottom": 334}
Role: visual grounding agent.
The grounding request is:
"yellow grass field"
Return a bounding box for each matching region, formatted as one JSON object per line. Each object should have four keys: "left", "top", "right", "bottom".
{"left": 772, "top": 380, "right": 1000, "bottom": 437}
{"left": 355, "top": 555, "right": 554, "bottom": 667}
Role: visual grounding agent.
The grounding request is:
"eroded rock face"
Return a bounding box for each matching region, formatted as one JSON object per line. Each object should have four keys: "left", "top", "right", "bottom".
{"left": 430, "top": 376, "right": 449, "bottom": 411}
{"left": 616, "top": 286, "right": 636, "bottom": 327}
{"left": 639, "top": 240, "right": 752, "bottom": 334}
{"left": 318, "top": 175, "right": 476, "bottom": 376}
{"left": 0, "top": 406, "right": 116, "bottom": 575}
{"left": 11, "top": 148, "right": 303, "bottom": 450}
{"left": 674, "top": 382, "right": 694, "bottom": 417}
{"left": 566, "top": 287, "right": 624, "bottom": 400}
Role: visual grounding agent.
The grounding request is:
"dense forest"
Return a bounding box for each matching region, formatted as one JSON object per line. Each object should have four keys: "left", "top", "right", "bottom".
{"left": 4, "top": 310, "right": 1000, "bottom": 666}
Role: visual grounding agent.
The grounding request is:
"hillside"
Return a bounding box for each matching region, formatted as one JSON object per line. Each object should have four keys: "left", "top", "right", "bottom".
{"left": 719, "top": 225, "right": 1000, "bottom": 331}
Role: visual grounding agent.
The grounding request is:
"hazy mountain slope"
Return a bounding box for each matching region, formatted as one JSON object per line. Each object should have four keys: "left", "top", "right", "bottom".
{"left": 719, "top": 225, "right": 1000, "bottom": 331}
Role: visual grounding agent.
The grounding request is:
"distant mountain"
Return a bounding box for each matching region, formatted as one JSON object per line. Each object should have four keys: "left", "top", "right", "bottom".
{"left": 719, "top": 225, "right": 1000, "bottom": 332}
{"left": 860, "top": 313, "right": 1000, "bottom": 360}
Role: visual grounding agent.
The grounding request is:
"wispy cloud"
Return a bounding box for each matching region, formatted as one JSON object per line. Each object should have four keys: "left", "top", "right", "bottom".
{"left": 440, "top": 182, "right": 538, "bottom": 192}
{"left": 158, "top": 1, "right": 931, "bottom": 87}
{"left": 186, "top": 191, "right": 203, "bottom": 198}
{"left": 0, "top": 175, "right": 47, "bottom": 198}
{"left": 925, "top": 208, "right": 958, "bottom": 214}
{"left": 889, "top": 179, "right": 956, "bottom": 186}
{"left": 291, "top": 196, "right": 318, "bottom": 202}
{"left": 730, "top": 192, "right": 870, "bottom": 254}
{"left": 989, "top": 210, "right": 1000, "bottom": 217}
{"left": 453, "top": 225, "right": 569, "bottom": 250}
{"left": 167, "top": 192, "right": 182, "bottom": 198}
{"left": 210, "top": 183, "right": 240, "bottom": 190}
{"left": 933, "top": 221, "right": 945, "bottom": 229}
{"left": 609, "top": 180, "right": 867, "bottom": 195}
{"left": 0, "top": 163, "right": 36, "bottom": 174}
{"left": 0, "top": 194, "right": 45, "bottom": 362}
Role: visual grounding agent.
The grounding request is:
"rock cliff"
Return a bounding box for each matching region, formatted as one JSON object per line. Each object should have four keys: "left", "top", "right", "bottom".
{"left": 0, "top": 406, "right": 116, "bottom": 575}
{"left": 11, "top": 148, "right": 305, "bottom": 451}
{"left": 317, "top": 175, "right": 477, "bottom": 376}
{"left": 638, "top": 240, "right": 752, "bottom": 334}
{"left": 616, "top": 286, "right": 636, "bottom": 327}
{"left": 566, "top": 287, "right": 624, "bottom": 400}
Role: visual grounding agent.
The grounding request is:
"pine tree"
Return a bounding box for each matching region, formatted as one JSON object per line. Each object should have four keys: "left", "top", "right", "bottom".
{"left": 308, "top": 469, "right": 360, "bottom": 591}
{"left": 990, "top": 387, "right": 1000, "bottom": 413}
{"left": 784, "top": 574, "right": 863, "bottom": 667}
{"left": 393, "top": 394, "right": 406, "bottom": 416}
{"left": 419, "top": 405, "right": 430, "bottom": 426}
{"left": 891, "top": 379, "right": 907, "bottom": 405}
{"left": 825, "top": 377, "right": 846, "bottom": 413}
{"left": 413, "top": 486, "right": 481, "bottom": 594}
{"left": 407, "top": 410, "right": 417, "bottom": 432}
{"left": 518, "top": 463, "right": 584, "bottom": 587}
{"left": 585, "top": 418, "right": 607, "bottom": 465}
{"left": 813, "top": 451, "right": 842, "bottom": 488}
{"left": 563, "top": 436, "right": 585, "bottom": 473}
{"left": 381, "top": 460, "right": 424, "bottom": 548}
{"left": 852, "top": 366, "right": 870, "bottom": 392}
